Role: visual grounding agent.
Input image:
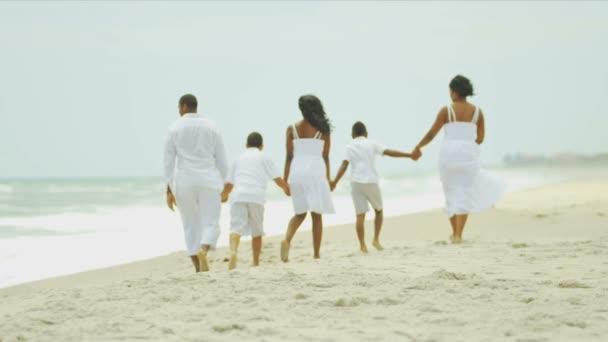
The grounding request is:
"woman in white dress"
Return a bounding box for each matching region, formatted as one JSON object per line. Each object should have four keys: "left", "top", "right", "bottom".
{"left": 413, "top": 75, "right": 505, "bottom": 243}
{"left": 281, "top": 95, "right": 335, "bottom": 261}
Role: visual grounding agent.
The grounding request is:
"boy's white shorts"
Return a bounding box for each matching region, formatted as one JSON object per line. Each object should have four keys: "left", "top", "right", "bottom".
{"left": 230, "top": 202, "right": 265, "bottom": 237}
{"left": 351, "top": 182, "right": 383, "bottom": 215}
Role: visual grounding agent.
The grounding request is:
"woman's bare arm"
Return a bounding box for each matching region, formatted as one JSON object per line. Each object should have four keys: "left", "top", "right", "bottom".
{"left": 476, "top": 110, "right": 485, "bottom": 145}
{"left": 284, "top": 126, "right": 294, "bottom": 182}
{"left": 322, "top": 133, "right": 331, "bottom": 183}
{"left": 331, "top": 160, "right": 349, "bottom": 190}
{"left": 415, "top": 107, "right": 448, "bottom": 152}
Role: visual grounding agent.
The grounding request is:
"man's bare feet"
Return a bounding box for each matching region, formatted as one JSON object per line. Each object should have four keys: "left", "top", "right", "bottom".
{"left": 228, "top": 253, "right": 237, "bottom": 270}
{"left": 372, "top": 240, "right": 384, "bottom": 251}
{"left": 280, "top": 240, "right": 290, "bottom": 262}
{"left": 452, "top": 236, "right": 463, "bottom": 244}
{"left": 198, "top": 250, "right": 210, "bottom": 272}
{"left": 449, "top": 235, "right": 455, "bottom": 243}
{"left": 360, "top": 245, "right": 369, "bottom": 254}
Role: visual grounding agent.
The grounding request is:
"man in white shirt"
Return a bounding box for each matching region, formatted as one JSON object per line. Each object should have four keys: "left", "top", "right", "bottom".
{"left": 331, "top": 121, "right": 416, "bottom": 254}
{"left": 164, "top": 94, "right": 228, "bottom": 272}
{"left": 221, "top": 132, "right": 290, "bottom": 270}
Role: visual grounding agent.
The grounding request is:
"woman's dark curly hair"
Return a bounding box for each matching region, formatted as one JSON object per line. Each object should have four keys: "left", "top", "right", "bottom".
{"left": 449, "top": 75, "right": 475, "bottom": 98}
{"left": 298, "top": 94, "right": 332, "bottom": 134}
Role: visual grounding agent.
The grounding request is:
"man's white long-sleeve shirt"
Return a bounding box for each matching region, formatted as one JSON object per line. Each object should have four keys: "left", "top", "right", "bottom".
{"left": 164, "top": 113, "right": 228, "bottom": 192}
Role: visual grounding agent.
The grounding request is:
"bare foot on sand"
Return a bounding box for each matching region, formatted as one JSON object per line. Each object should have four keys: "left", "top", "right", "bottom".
{"left": 360, "top": 246, "right": 369, "bottom": 254}
{"left": 372, "top": 240, "right": 384, "bottom": 251}
{"left": 228, "top": 253, "right": 237, "bottom": 270}
{"left": 280, "top": 240, "right": 290, "bottom": 262}
{"left": 198, "top": 250, "right": 210, "bottom": 272}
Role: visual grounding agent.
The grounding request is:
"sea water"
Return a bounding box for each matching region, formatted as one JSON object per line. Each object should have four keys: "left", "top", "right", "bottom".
{"left": 0, "top": 167, "right": 569, "bottom": 288}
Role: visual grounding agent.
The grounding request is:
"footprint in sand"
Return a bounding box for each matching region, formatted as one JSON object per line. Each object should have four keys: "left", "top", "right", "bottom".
{"left": 295, "top": 293, "right": 309, "bottom": 300}
{"left": 212, "top": 324, "right": 246, "bottom": 333}
{"left": 563, "top": 321, "right": 587, "bottom": 329}
{"left": 334, "top": 297, "right": 368, "bottom": 307}
{"left": 307, "top": 282, "right": 335, "bottom": 289}
{"left": 535, "top": 213, "right": 548, "bottom": 218}
{"left": 557, "top": 281, "right": 591, "bottom": 289}
{"left": 511, "top": 243, "right": 529, "bottom": 249}
{"left": 597, "top": 212, "right": 606, "bottom": 217}
{"left": 376, "top": 298, "right": 402, "bottom": 306}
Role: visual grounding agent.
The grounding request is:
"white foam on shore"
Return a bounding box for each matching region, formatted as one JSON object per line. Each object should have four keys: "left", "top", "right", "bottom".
{"left": 0, "top": 168, "right": 570, "bottom": 288}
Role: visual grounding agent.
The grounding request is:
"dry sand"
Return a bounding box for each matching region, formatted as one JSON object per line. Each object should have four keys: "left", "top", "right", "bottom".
{"left": 1, "top": 178, "right": 607, "bottom": 341}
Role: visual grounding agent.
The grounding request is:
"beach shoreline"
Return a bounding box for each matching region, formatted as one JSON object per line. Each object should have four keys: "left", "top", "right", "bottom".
{"left": 1, "top": 177, "right": 607, "bottom": 341}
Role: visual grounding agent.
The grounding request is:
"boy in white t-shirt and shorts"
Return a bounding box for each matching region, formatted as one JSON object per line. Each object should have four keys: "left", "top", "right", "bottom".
{"left": 222, "top": 132, "right": 290, "bottom": 270}
{"left": 331, "top": 121, "right": 417, "bottom": 253}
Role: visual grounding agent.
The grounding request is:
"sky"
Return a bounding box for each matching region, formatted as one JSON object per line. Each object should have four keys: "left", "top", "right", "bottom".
{"left": 1, "top": 1, "right": 607, "bottom": 179}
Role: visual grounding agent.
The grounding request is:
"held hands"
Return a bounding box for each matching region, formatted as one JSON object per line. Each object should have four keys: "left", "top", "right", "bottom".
{"left": 221, "top": 190, "right": 229, "bottom": 203}
{"left": 411, "top": 147, "right": 423, "bottom": 161}
{"left": 330, "top": 180, "right": 337, "bottom": 191}
{"left": 283, "top": 184, "right": 291, "bottom": 197}
{"left": 166, "top": 190, "right": 177, "bottom": 211}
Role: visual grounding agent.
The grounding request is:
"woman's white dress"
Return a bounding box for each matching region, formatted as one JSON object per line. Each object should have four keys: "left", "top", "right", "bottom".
{"left": 439, "top": 104, "right": 505, "bottom": 217}
{"left": 288, "top": 124, "right": 335, "bottom": 215}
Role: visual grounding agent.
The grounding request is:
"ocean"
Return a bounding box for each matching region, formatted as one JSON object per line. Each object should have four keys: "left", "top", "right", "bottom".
{"left": 0, "top": 167, "right": 570, "bottom": 288}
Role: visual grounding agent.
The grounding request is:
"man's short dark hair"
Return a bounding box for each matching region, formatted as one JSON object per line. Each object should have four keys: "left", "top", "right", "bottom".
{"left": 179, "top": 94, "right": 198, "bottom": 110}
{"left": 352, "top": 121, "right": 367, "bottom": 137}
{"left": 247, "top": 132, "right": 263, "bottom": 148}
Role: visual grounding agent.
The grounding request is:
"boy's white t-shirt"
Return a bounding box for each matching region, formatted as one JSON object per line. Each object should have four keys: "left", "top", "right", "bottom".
{"left": 344, "top": 137, "right": 386, "bottom": 184}
{"left": 226, "top": 148, "right": 281, "bottom": 205}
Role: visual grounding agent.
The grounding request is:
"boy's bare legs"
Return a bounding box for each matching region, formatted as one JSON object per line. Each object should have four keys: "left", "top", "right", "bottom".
{"left": 190, "top": 255, "right": 200, "bottom": 273}
{"left": 229, "top": 233, "right": 240, "bottom": 270}
{"left": 449, "top": 216, "right": 457, "bottom": 242}
{"left": 311, "top": 212, "right": 323, "bottom": 259}
{"left": 281, "top": 213, "right": 307, "bottom": 262}
{"left": 355, "top": 213, "right": 368, "bottom": 253}
{"left": 252, "top": 236, "right": 262, "bottom": 266}
{"left": 197, "top": 244, "right": 211, "bottom": 272}
{"left": 372, "top": 209, "right": 384, "bottom": 251}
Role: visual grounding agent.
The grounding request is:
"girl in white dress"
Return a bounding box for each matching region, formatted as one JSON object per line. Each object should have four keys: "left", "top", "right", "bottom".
{"left": 413, "top": 75, "right": 505, "bottom": 243}
{"left": 281, "top": 95, "right": 335, "bottom": 261}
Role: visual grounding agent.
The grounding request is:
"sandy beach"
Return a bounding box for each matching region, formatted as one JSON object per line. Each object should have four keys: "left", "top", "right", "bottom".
{"left": 1, "top": 178, "right": 607, "bottom": 341}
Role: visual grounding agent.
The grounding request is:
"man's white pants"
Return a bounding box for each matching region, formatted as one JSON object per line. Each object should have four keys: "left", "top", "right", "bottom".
{"left": 174, "top": 184, "right": 221, "bottom": 256}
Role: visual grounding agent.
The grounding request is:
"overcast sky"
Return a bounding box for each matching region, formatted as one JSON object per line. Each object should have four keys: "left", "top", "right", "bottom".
{"left": 1, "top": 1, "right": 607, "bottom": 179}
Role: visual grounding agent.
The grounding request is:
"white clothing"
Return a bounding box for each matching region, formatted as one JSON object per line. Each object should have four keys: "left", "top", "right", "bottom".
{"left": 230, "top": 202, "right": 265, "bottom": 237}
{"left": 174, "top": 184, "right": 221, "bottom": 255}
{"left": 439, "top": 104, "right": 505, "bottom": 217}
{"left": 344, "top": 137, "right": 386, "bottom": 184}
{"left": 164, "top": 113, "right": 227, "bottom": 255}
{"left": 351, "top": 182, "right": 384, "bottom": 215}
{"left": 164, "top": 113, "right": 228, "bottom": 192}
{"left": 288, "top": 124, "right": 335, "bottom": 215}
{"left": 226, "top": 148, "right": 281, "bottom": 205}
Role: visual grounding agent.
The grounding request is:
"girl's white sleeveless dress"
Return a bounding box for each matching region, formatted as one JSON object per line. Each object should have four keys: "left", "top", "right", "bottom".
{"left": 438, "top": 104, "right": 505, "bottom": 217}
{"left": 289, "top": 124, "right": 336, "bottom": 215}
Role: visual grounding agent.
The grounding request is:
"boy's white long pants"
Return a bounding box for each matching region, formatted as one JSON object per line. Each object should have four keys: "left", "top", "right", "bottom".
{"left": 174, "top": 183, "right": 221, "bottom": 256}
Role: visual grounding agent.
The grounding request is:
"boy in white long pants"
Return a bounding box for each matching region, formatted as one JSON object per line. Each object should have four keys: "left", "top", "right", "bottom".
{"left": 221, "top": 132, "right": 290, "bottom": 270}
{"left": 331, "top": 121, "right": 417, "bottom": 253}
{"left": 164, "top": 94, "right": 228, "bottom": 272}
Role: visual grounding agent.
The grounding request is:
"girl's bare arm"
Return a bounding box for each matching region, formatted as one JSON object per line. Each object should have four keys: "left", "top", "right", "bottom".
{"left": 476, "top": 110, "right": 485, "bottom": 145}
{"left": 284, "top": 126, "right": 294, "bottom": 182}
{"left": 322, "top": 133, "right": 331, "bottom": 183}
